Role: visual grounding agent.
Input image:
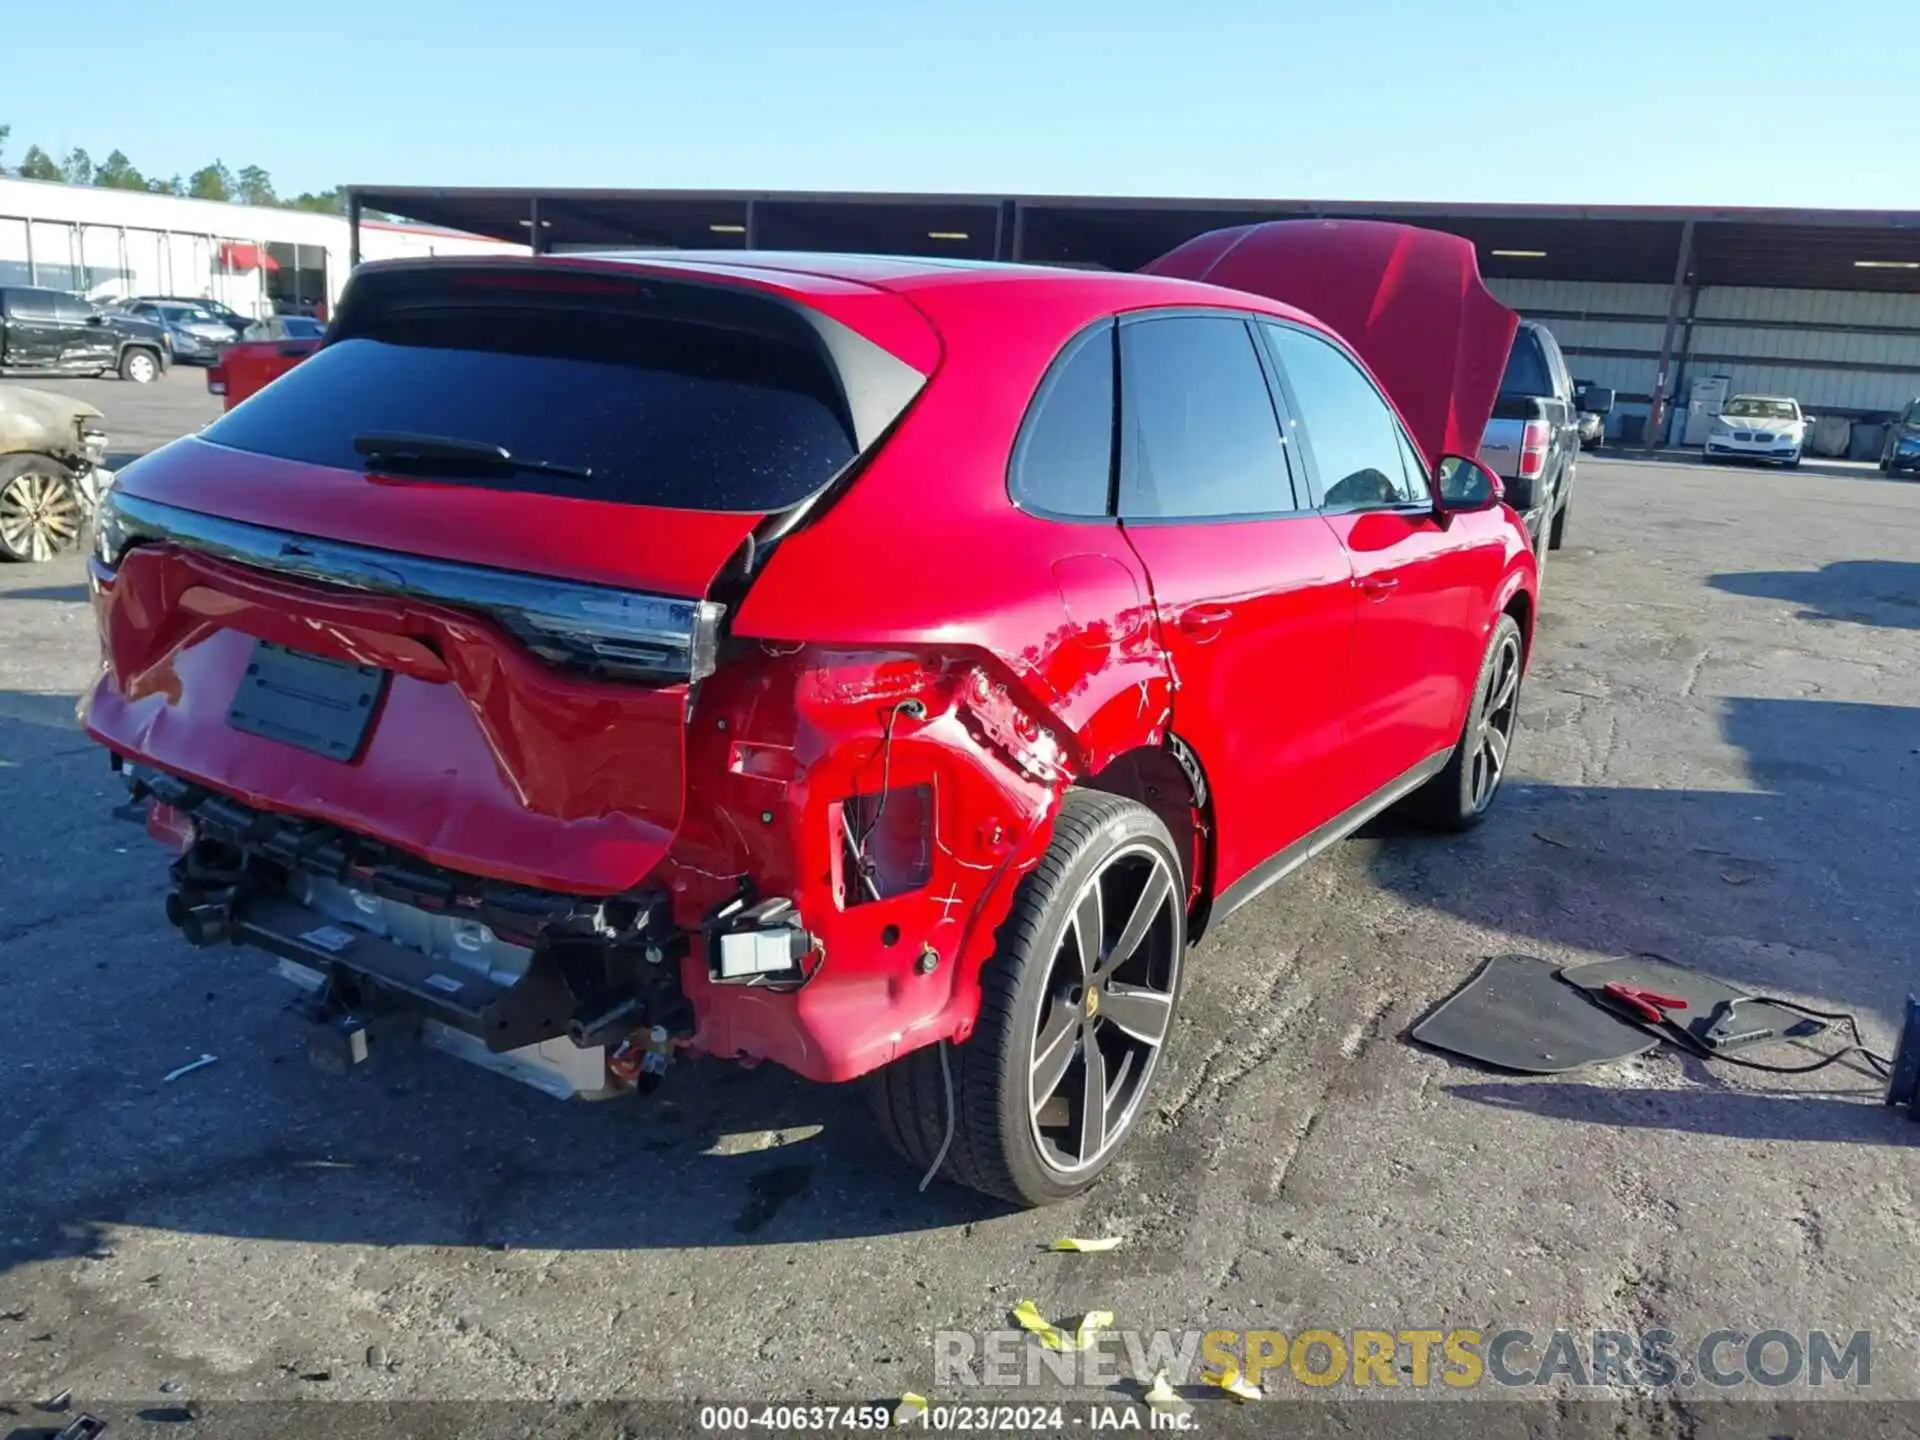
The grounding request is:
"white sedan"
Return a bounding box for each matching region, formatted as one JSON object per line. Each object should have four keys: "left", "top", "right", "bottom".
{"left": 1704, "top": 395, "right": 1807, "bottom": 467}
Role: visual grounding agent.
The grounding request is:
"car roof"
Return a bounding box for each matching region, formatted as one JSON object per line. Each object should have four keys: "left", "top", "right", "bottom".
{"left": 562, "top": 249, "right": 1116, "bottom": 287}
{"left": 542, "top": 247, "right": 1330, "bottom": 331}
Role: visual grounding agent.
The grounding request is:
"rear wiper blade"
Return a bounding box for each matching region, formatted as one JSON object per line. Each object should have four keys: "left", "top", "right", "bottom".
{"left": 352, "top": 431, "right": 593, "bottom": 482}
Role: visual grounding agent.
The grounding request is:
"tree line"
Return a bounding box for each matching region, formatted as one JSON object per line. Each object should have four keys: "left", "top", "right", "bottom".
{"left": 0, "top": 123, "right": 349, "bottom": 215}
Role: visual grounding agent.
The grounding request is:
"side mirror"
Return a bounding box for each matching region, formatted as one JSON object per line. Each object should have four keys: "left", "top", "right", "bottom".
{"left": 1580, "top": 385, "right": 1616, "bottom": 416}
{"left": 1436, "top": 455, "right": 1504, "bottom": 514}
{"left": 86, "top": 313, "right": 108, "bottom": 326}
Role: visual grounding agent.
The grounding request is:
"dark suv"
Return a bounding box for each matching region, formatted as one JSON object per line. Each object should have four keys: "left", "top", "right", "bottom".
{"left": 1880, "top": 398, "right": 1920, "bottom": 475}
{"left": 0, "top": 287, "right": 170, "bottom": 383}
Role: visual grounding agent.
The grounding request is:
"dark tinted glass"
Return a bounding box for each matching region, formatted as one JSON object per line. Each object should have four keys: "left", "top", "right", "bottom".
{"left": 1498, "top": 330, "right": 1553, "bottom": 397}
{"left": 53, "top": 295, "right": 95, "bottom": 323}
{"left": 1539, "top": 327, "right": 1572, "bottom": 395}
{"left": 5, "top": 289, "right": 57, "bottom": 320}
{"left": 1119, "top": 316, "right": 1290, "bottom": 520}
{"left": 1012, "top": 325, "right": 1114, "bottom": 517}
{"left": 1263, "top": 323, "right": 1423, "bottom": 511}
{"left": 201, "top": 307, "right": 858, "bottom": 513}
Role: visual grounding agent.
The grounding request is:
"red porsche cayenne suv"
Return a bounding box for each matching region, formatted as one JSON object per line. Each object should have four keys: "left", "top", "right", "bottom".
{"left": 84, "top": 222, "right": 1536, "bottom": 1206}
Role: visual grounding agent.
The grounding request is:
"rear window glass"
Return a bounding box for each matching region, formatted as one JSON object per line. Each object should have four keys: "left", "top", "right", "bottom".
{"left": 1498, "top": 332, "right": 1553, "bottom": 398}
{"left": 200, "top": 304, "right": 859, "bottom": 513}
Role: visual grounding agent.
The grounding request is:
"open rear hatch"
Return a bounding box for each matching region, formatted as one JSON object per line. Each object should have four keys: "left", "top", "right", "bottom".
{"left": 85, "top": 258, "right": 933, "bottom": 895}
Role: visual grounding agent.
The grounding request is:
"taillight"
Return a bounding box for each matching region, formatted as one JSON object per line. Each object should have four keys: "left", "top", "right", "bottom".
{"left": 1519, "top": 420, "right": 1551, "bottom": 478}
{"left": 207, "top": 369, "right": 227, "bottom": 395}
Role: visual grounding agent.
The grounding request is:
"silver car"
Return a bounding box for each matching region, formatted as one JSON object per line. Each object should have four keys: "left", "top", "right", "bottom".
{"left": 120, "top": 300, "right": 238, "bottom": 365}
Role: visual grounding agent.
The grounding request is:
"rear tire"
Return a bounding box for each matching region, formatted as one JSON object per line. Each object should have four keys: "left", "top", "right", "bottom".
{"left": 1409, "top": 613, "right": 1525, "bottom": 832}
{"left": 867, "top": 789, "right": 1186, "bottom": 1207}
{"left": 1548, "top": 492, "right": 1570, "bottom": 550}
{"left": 120, "top": 347, "right": 160, "bottom": 384}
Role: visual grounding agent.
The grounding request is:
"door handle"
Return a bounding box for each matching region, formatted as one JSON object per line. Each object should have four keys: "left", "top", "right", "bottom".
{"left": 1359, "top": 575, "right": 1399, "bottom": 600}
{"left": 1177, "top": 604, "right": 1233, "bottom": 640}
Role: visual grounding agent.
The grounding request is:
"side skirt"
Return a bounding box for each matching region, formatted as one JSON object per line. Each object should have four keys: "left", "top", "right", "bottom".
{"left": 1207, "top": 748, "right": 1453, "bottom": 930}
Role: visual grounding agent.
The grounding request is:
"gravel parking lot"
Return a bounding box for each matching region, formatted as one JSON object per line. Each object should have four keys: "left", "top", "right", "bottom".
{"left": 2, "top": 375, "right": 1915, "bottom": 1434}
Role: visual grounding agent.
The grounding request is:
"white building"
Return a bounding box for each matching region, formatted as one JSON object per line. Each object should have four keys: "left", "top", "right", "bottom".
{"left": 0, "top": 176, "right": 523, "bottom": 320}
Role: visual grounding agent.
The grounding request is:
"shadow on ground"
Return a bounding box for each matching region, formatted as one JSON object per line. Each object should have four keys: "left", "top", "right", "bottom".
{"left": 2, "top": 583, "right": 88, "bottom": 604}
{"left": 1448, "top": 1083, "right": 1913, "bottom": 1144}
{"left": 1709, "top": 559, "right": 1920, "bottom": 631}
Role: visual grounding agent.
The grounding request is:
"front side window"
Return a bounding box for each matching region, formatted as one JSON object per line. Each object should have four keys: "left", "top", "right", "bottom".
{"left": 1010, "top": 323, "right": 1114, "bottom": 519}
{"left": 1118, "top": 315, "right": 1292, "bottom": 520}
{"left": 1393, "top": 426, "right": 1433, "bottom": 507}
{"left": 1262, "top": 322, "right": 1425, "bottom": 512}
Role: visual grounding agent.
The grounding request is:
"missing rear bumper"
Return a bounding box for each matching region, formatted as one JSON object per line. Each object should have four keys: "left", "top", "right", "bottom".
{"left": 126, "top": 761, "right": 693, "bottom": 1097}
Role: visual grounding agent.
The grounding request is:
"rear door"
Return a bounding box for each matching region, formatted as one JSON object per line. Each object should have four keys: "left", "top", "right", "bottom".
{"left": 1113, "top": 312, "right": 1357, "bottom": 898}
{"left": 2, "top": 288, "right": 66, "bottom": 369}
{"left": 1260, "top": 319, "right": 1472, "bottom": 806}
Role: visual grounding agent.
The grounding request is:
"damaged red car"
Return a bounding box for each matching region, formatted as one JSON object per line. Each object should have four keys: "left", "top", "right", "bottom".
{"left": 83, "top": 222, "right": 1535, "bottom": 1206}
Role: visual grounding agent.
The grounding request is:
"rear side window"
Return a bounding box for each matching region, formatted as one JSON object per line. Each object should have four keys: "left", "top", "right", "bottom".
{"left": 1011, "top": 323, "right": 1114, "bottom": 518}
{"left": 5, "top": 289, "right": 57, "bottom": 320}
{"left": 1118, "top": 315, "right": 1292, "bottom": 520}
{"left": 1540, "top": 327, "right": 1573, "bottom": 396}
{"left": 1499, "top": 330, "right": 1553, "bottom": 398}
{"left": 201, "top": 299, "right": 861, "bottom": 513}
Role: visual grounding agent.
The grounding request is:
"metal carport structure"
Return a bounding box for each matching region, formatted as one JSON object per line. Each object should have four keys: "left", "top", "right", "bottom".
{"left": 347, "top": 187, "right": 1920, "bottom": 444}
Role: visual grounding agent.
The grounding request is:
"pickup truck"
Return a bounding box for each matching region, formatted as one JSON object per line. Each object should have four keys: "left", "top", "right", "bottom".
{"left": 1477, "top": 319, "right": 1611, "bottom": 561}
{"left": 0, "top": 286, "right": 171, "bottom": 384}
{"left": 207, "top": 315, "right": 325, "bottom": 408}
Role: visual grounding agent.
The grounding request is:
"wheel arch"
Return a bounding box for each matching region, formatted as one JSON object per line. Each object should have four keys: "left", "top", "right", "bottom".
{"left": 1079, "top": 737, "right": 1219, "bottom": 943}
{"left": 1494, "top": 561, "right": 1537, "bottom": 665}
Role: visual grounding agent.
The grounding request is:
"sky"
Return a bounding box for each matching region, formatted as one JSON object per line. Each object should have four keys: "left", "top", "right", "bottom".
{"left": 11, "top": 0, "right": 1919, "bottom": 210}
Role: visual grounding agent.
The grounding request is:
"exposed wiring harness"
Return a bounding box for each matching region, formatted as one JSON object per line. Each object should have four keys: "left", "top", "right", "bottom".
{"left": 919, "top": 1039, "right": 955, "bottom": 1193}
{"left": 846, "top": 698, "right": 924, "bottom": 903}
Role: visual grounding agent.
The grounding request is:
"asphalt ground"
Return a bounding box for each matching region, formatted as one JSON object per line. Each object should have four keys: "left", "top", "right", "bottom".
{"left": 1, "top": 370, "right": 1915, "bottom": 1437}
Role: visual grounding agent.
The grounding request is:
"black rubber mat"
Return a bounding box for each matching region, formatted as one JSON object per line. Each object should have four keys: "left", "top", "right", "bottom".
{"left": 1557, "top": 954, "right": 1826, "bottom": 1052}
{"left": 1412, "top": 954, "right": 1659, "bottom": 1074}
